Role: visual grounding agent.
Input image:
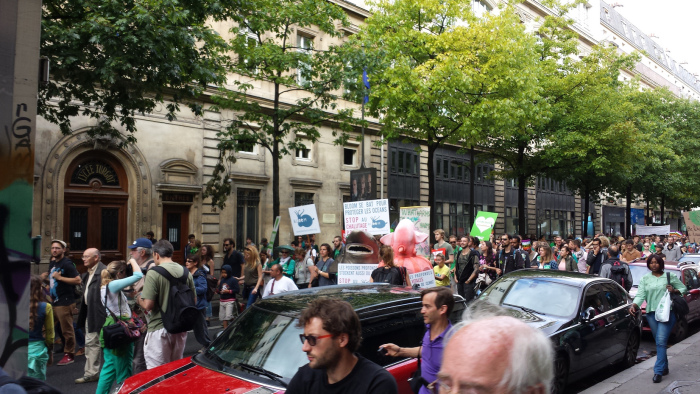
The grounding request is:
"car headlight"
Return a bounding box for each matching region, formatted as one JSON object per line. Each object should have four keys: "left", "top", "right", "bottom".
{"left": 110, "top": 381, "right": 125, "bottom": 394}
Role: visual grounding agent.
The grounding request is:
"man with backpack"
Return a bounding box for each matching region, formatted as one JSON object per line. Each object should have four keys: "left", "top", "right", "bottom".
{"left": 599, "top": 245, "right": 633, "bottom": 292}
{"left": 135, "top": 240, "right": 197, "bottom": 369}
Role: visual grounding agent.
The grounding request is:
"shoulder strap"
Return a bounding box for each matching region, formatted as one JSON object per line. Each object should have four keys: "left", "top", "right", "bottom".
{"left": 667, "top": 272, "right": 671, "bottom": 286}
{"left": 103, "top": 285, "right": 121, "bottom": 320}
{"left": 153, "top": 265, "right": 183, "bottom": 284}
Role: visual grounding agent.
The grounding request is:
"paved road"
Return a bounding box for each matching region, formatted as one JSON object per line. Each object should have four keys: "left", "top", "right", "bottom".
{"left": 46, "top": 322, "right": 223, "bottom": 394}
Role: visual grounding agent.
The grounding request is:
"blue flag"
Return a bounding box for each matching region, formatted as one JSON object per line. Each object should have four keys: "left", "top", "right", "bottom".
{"left": 362, "top": 68, "right": 370, "bottom": 104}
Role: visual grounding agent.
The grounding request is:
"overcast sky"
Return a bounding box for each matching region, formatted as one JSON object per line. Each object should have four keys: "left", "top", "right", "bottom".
{"left": 614, "top": 0, "right": 700, "bottom": 76}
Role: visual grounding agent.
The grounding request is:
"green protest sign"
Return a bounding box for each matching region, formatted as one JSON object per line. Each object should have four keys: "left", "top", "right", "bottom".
{"left": 470, "top": 211, "right": 498, "bottom": 241}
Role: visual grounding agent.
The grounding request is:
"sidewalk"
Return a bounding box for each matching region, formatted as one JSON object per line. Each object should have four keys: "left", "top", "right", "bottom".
{"left": 581, "top": 330, "right": 700, "bottom": 394}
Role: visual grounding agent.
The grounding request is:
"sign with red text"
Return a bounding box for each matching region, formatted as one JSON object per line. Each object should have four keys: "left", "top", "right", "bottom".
{"left": 409, "top": 269, "right": 436, "bottom": 289}
{"left": 337, "top": 264, "right": 375, "bottom": 284}
{"left": 343, "top": 199, "right": 390, "bottom": 235}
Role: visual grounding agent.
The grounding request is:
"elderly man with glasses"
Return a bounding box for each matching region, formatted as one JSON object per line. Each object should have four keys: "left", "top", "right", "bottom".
{"left": 286, "top": 299, "right": 398, "bottom": 394}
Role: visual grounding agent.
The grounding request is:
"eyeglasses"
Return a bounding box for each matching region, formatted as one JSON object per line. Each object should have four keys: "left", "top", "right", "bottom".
{"left": 280, "top": 251, "right": 289, "bottom": 254}
{"left": 223, "top": 244, "right": 231, "bottom": 247}
{"left": 299, "top": 334, "right": 333, "bottom": 346}
{"left": 500, "top": 238, "right": 508, "bottom": 241}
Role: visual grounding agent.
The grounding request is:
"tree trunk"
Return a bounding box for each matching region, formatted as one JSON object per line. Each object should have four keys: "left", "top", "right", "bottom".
{"left": 427, "top": 142, "right": 438, "bottom": 244}
{"left": 517, "top": 146, "right": 526, "bottom": 237}
{"left": 272, "top": 82, "right": 281, "bottom": 253}
{"left": 625, "top": 184, "right": 632, "bottom": 238}
{"left": 583, "top": 185, "right": 590, "bottom": 238}
{"left": 660, "top": 193, "right": 666, "bottom": 225}
{"left": 469, "top": 146, "right": 476, "bottom": 229}
{"left": 646, "top": 198, "right": 650, "bottom": 225}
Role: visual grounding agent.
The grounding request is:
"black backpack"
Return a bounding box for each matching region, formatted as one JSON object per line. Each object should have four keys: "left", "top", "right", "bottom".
{"left": 152, "top": 266, "right": 199, "bottom": 334}
{"left": 608, "top": 260, "right": 631, "bottom": 291}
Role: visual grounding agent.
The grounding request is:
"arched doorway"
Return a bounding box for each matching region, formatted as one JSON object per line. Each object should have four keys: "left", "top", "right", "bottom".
{"left": 63, "top": 152, "right": 128, "bottom": 272}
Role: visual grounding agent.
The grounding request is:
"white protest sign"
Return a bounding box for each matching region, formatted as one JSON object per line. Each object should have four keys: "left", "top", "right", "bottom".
{"left": 288, "top": 204, "right": 321, "bottom": 236}
{"left": 635, "top": 225, "right": 670, "bottom": 236}
{"left": 337, "top": 264, "right": 375, "bottom": 284}
{"left": 409, "top": 269, "right": 436, "bottom": 289}
{"left": 400, "top": 206, "right": 431, "bottom": 257}
{"left": 343, "top": 199, "right": 390, "bottom": 235}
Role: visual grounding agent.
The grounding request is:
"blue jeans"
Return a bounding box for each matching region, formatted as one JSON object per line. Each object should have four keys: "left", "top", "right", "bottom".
{"left": 245, "top": 289, "right": 260, "bottom": 308}
{"left": 646, "top": 311, "right": 677, "bottom": 375}
{"left": 206, "top": 300, "right": 212, "bottom": 318}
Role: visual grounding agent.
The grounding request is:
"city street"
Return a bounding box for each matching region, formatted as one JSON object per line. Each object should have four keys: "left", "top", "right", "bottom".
{"left": 44, "top": 315, "right": 700, "bottom": 394}
{"left": 46, "top": 321, "right": 223, "bottom": 394}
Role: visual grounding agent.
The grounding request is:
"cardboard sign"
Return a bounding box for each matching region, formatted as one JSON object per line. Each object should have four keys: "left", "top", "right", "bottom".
{"left": 265, "top": 216, "right": 281, "bottom": 255}
{"left": 337, "top": 264, "right": 375, "bottom": 284}
{"left": 400, "top": 206, "right": 431, "bottom": 257}
{"left": 470, "top": 211, "right": 499, "bottom": 241}
{"left": 409, "top": 269, "right": 436, "bottom": 289}
{"left": 684, "top": 211, "right": 700, "bottom": 244}
{"left": 431, "top": 248, "right": 447, "bottom": 260}
{"left": 343, "top": 199, "right": 390, "bottom": 235}
{"left": 289, "top": 204, "right": 321, "bottom": 236}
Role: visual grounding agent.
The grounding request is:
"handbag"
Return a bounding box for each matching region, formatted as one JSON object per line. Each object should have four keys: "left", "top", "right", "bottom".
{"left": 102, "top": 285, "right": 143, "bottom": 349}
{"left": 408, "top": 345, "right": 428, "bottom": 394}
{"left": 655, "top": 289, "right": 671, "bottom": 323}
{"left": 667, "top": 272, "right": 689, "bottom": 317}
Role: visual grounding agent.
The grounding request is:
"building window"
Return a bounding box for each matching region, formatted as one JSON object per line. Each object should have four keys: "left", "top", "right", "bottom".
{"left": 295, "top": 192, "right": 315, "bottom": 207}
{"left": 297, "top": 35, "right": 314, "bottom": 86}
{"left": 236, "top": 189, "right": 260, "bottom": 250}
{"left": 343, "top": 147, "right": 357, "bottom": 166}
{"left": 239, "top": 27, "right": 258, "bottom": 73}
{"left": 295, "top": 145, "right": 311, "bottom": 160}
{"left": 604, "top": 9, "right": 610, "bottom": 23}
{"left": 235, "top": 134, "right": 257, "bottom": 154}
{"left": 506, "top": 207, "right": 520, "bottom": 236}
{"left": 471, "top": 0, "right": 492, "bottom": 18}
{"left": 390, "top": 148, "right": 418, "bottom": 175}
{"left": 622, "top": 22, "right": 628, "bottom": 36}
{"left": 631, "top": 29, "right": 637, "bottom": 44}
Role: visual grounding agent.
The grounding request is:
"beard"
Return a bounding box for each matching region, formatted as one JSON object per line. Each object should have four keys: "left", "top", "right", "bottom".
{"left": 308, "top": 344, "right": 341, "bottom": 370}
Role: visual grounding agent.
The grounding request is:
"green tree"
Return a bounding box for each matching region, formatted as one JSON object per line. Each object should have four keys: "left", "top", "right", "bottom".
{"left": 39, "top": 0, "right": 232, "bottom": 142}
{"left": 358, "top": 0, "right": 541, "bottom": 234}
{"left": 482, "top": 5, "right": 637, "bottom": 236}
{"left": 204, "top": 0, "right": 355, "bottom": 229}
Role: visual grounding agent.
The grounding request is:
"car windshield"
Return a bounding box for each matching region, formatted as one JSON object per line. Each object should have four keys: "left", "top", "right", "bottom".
{"left": 480, "top": 277, "right": 579, "bottom": 318}
{"left": 206, "top": 306, "right": 306, "bottom": 379}
{"left": 628, "top": 266, "right": 682, "bottom": 287}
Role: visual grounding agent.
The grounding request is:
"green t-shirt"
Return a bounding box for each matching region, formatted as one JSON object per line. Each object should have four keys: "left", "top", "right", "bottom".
{"left": 141, "top": 261, "right": 195, "bottom": 332}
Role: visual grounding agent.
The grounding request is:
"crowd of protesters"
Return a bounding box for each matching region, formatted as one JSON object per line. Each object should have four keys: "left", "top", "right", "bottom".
{"left": 31, "top": 227, "right": 696, "bottom": 393}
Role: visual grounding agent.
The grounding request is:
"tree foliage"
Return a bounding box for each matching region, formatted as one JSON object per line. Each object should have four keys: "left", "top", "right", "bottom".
{"left": 204, "top": 0, "right": 356, "bottom": 215}
{"left": 39, "top": 0, "right": 232, "bottom": 143}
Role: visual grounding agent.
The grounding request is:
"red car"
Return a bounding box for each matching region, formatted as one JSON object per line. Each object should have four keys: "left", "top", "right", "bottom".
{"left": 114, "top": 284, "right": 466, "bottom": 394}
{"left": 628, "top": 261, "right": 700, "bottom": 340}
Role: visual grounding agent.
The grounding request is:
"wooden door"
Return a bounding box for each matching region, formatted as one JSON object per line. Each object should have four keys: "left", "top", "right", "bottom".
{"left": 162, "top": 204, "right": 190, "bottom": 264}
{"left": 64, "top": 152, "right": 128, "bottom": 273}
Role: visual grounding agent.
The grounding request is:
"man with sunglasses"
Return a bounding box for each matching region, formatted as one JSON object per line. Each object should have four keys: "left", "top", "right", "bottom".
{"left": 496, "top": 234, "right": 527, "bottom": 277}
{"left": 287, "top": 299, "right": 398, "bottom": 394}
{"left": 222, "top": 238, "right": 244, "bottom": 283}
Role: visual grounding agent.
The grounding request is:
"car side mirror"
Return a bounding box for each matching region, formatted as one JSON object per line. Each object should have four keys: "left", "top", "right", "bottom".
{"left": 689, "top": 288, "right": 700, "bottom": 296}
{"left": 581, "top": 307, "right": 596, "bottom": 322}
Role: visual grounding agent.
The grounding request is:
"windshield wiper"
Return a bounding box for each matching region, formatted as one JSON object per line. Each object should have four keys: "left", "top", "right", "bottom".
{"left": 235, "top": 363, "right": 288, "bottom": 388}
{"left": 503, "top": 303, "right": 544, "bottom": 315}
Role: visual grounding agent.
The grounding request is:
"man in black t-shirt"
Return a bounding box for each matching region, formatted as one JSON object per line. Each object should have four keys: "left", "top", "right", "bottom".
{"left": 222, "top": 238, "right": 244, "bottom": 279}
{"left": 286, "top": 299, "right": 398, "bottom": 394}
{"left": 48, "top": 239, "right": 82, "bottom": 366}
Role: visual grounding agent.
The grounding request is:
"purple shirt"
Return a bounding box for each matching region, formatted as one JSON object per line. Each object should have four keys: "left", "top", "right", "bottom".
{"left": 419, "top": 321, "right": 452, "bottom": 394}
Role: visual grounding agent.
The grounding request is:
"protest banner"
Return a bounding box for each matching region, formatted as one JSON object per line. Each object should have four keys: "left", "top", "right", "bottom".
{"left": 265, "top": 216, "right": 281, "bottom": 255}
{"left": 409, "top": 269, "right": 436, "bottom": 289}
{"left": 683, "top": 211, "right": 700, "bottom": 244}
{"left": 635, "top": 225, "right": 670, "bottom": 236}
{"left": 343, "top": 199, "right": 390, "bottom": 235}
{"left": 337, "top": 264, "right": 375, "bottom": 284}
{"left": 400, "top": 206, "right": 431, "bottom": 257}
{"left": 470, "top": 211, "right": 499, "bottom": 241}
{"left": 289, "top": 204, "right": 321, "bottom": 236}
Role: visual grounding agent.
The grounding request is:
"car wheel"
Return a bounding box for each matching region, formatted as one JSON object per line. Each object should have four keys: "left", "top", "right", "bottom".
{"left": 551, "top": 355, "right": 569, "bottom": 394}
{"left": 672, "top": 318, "right": 688, "bottom": 342}
{"left": 620, "top": 331, "right": 640, "bottom": 368}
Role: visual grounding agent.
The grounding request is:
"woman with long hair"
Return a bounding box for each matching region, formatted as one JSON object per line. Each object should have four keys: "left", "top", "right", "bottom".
{"left": 558, "top": 245, "right": 577, "bottom": 271}
{"left": 200, "top": 244, "right": 216, "bottom": 324}
{"left": 537, "top": 245, "right": 558, "bottom": 270}
{"left": 241, "top": 245, "right": 264, "bottom": 308}
{"left": 186, "top": 253, "right": 211, "bottom": 347}
{"left": 629, "top": 255, "right": 687, "bottom": 383}
{"left": 371, "top": 245, "right": 410, "bottom": 286}
{"left": 29, "top": 275, "right": 54, "bottom": 380}
{"left": 313, "top": 243, "right": 337, "bottom": 286}
{"left": 479, "top": 241, "right": 498, "bottom": 283}
{"left": 96, "top": 259, "right": 142, "bottom": 394}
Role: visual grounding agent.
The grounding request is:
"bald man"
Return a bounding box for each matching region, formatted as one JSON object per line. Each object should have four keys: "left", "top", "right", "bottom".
{"left": 75, "top": 248, "right": 106, "bottom": 383}
{"left": 437, "top": 301, "right": 553, "bottom": 394}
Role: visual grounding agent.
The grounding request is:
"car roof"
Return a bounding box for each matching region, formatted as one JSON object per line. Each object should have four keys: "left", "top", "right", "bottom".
{"left": 252, "top": 284, "right": 434, "bottom": 319}
{"left": 629, "top": 261, "right": 684, "bottom": 270}
{"left": 500, "top": 269, "right": 608, "bottom": 287}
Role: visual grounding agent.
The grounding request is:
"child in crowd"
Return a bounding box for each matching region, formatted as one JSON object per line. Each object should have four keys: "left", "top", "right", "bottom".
{"left": 29, "top": 275, "right": 54, "bottom": 380}
{"left": 217, "top": 265, "right": 240, "bottom": 329}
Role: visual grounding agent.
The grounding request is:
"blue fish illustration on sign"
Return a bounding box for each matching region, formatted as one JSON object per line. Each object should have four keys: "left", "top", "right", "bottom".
{"left": 295, "top": 209, "right": 315, "bottom": 228}
{"left": 371, "top": 217, "right": 387, "bottom": 229}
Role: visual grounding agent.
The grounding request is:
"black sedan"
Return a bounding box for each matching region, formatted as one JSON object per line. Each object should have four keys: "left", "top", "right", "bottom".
{"left": 478, "top": 270, "right": 642, "bottom": 394}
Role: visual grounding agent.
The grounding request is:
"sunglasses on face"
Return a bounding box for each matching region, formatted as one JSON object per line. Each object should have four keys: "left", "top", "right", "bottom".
{"left": 299, "top": 334, "right": 333, "bottom": 346}
{"left": 223, "top": 244, "right": 231, "bottom": 247}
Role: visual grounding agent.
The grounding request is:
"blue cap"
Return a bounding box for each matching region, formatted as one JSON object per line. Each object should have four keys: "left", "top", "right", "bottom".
{"left": 128, "top": 238, "right": 153, "bottom": 249}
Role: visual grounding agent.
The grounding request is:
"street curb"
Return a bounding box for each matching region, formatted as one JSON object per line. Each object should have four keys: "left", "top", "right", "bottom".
{"left": 579, "top": 329, "right": 700, "bottom": 394}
